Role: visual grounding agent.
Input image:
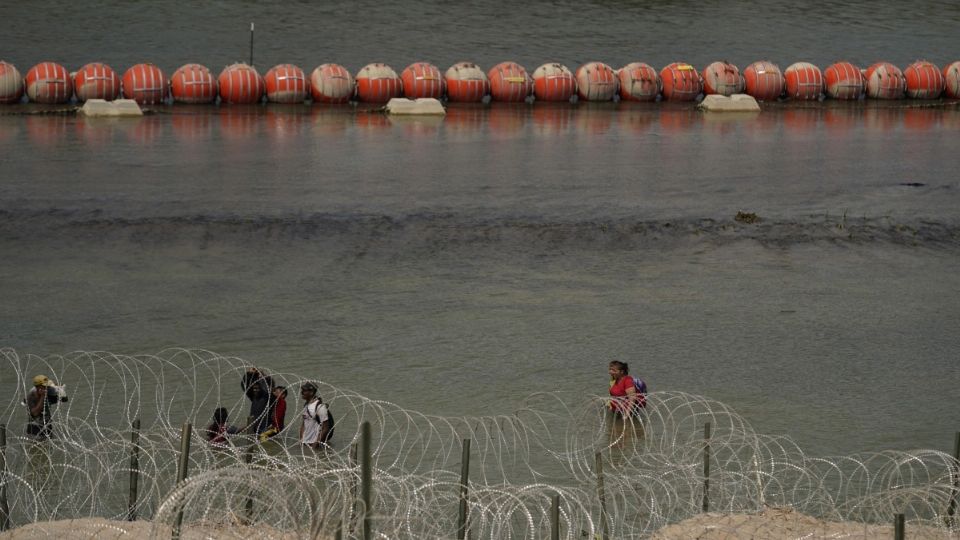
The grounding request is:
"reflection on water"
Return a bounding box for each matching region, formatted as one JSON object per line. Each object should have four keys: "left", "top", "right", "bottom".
{"left": 6, "top": 103, "right": 957, "bottom": 148}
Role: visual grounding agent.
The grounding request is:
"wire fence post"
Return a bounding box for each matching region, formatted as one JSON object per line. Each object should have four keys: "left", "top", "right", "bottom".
{"left": 457, "top": 438, "right": 471, "bottom": 540}
{"left": 948, "top": 431, "right": 960, "bottom": 525}
{"left": 347, "top": 442, "right": 358, "bottom": 534}
{"left": 360, "top": 421, "right": 373, "bottom": 540}
{"left": 894, "top": 513, "right": 905, "bottom": 540}
{"left": 595, "top": 451, "right": 609, "bottom": 540}
{"left": 702, "top": 422, "right": 712, "bottom": 513}
{"left": 0, "top": 424, "right": 9, "bottom": 531}
{"left": 127, "top": 419, "right": 141, "bottom": 521}
{"left": 550, "top": 493, "right": 560, "bottom": 540}
{"left": 172, "top": 422, "right": 192, "bottom": 540}
{"left": 244, "top": 444, "right": 255, "bottom": 524}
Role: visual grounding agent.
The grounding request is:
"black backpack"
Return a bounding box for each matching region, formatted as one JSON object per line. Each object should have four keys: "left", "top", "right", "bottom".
{"left": 313, "top": 403, "right": 335, "bottom": 442}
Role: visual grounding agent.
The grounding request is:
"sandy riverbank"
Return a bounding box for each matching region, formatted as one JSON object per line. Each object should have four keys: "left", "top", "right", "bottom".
{"left": 1, "top": 508, "right": 955, "bottom": 539}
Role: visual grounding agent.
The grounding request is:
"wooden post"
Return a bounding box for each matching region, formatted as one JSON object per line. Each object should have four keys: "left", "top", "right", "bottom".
{"left": 457, "top": 438, "right": 471, "bottom": 540}
{"left": 0, "top": 424, "right": 9, "bottom": 531}
{"left": 127, "top": 419, "right": 141, "bottom": 521}
{"left": 360, "top": 421, "right": 373, "bottom": 540}
{"left": 595, "top": 451, "right": 608, "bottom": 540}
{"left": 550, "top": 493, "right": 560, "bottom": 540}
{"left": 172, "top": 422, "right": 192, "bottom": 540}
{"left": 702, "top": 422, "right": 712, "bottom": 513}
{"left": 894, "top": 513, "right": 905, "bottom": 540}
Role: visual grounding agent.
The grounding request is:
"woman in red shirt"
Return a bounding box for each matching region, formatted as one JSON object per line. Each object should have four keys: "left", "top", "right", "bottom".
{"left": 608, "top": 360, "right": 638, "bottom": 416}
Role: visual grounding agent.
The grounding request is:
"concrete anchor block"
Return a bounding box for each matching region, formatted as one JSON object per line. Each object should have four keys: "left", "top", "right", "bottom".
{"left": 385, "top": 97, "right": 445, "bottom": 115}
{"left": 697, "top": 94, "right": 761, "bottom": 112}
{"left": 79, "top": 99, "right": 143, "bottom": 117}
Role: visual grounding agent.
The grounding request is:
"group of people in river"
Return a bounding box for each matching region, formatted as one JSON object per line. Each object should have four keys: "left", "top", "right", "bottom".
{"left": 203, "top": 367, "right": 335, "bottom": 449}
{"left": 25, "top": 361, "right": 642, "bottom": 448}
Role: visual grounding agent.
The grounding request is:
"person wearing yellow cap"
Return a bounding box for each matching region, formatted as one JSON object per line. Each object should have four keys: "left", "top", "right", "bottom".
{"left": 26, "top": 374, "right": 67, "bottom": 440}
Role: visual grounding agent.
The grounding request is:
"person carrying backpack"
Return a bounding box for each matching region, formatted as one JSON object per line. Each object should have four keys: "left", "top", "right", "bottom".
{"left": 608, "top": 360, "right": 647, "bottom": 417}
{"left": 299, "top": 382, "right": 334, "bottom": 449}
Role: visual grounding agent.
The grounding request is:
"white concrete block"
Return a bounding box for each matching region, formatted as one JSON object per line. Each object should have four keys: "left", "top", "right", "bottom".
{"left": 79, "top": 99, "right": 143, "bottom": 117}
{"left": 697, "top": 94, "right": 761, "bottom": 112}
{"left": 385, "top": 97, "right": 445, "bottom": 115}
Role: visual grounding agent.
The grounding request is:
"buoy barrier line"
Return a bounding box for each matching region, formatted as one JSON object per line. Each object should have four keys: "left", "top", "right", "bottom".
{"left": 4, "top": 60, "right": 960, "bottom": 106}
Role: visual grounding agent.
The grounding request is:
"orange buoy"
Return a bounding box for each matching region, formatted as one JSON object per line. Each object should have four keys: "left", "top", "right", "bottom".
{"left": 784, "top": 62, "right": 823, "bottom": 100}
{"left": 487, "top": 62, "right": 533, "bottom": 102}
{"left": 355, "top": 63, "right": 402, "bottom": 103}
{"left": 659, "top": 62, "right": 701, "bottom": 101}
{"left": 0, "top": 61, "right": 24, "bottom": 104}
{"left": 218, "top": 63, "right": 264, "bottom": 104}
{"left": 903, "top": 60, "right": 944, "bottom": 99}
{"left": 864, "top": 62, "right": 905, "bottom": 99}
{"left": 122, "top": 63, "right": 167, "bottom": 105}
{"left": 170, "top": 64, "right": 218, "bottom": 104}
{"left": 25, "top": 62, "right": 72, "bottom": 104}
{"left": 401, "top": 62, "right": 444, "bottom": 99}
{"left": 824, "top": 62, "right": 864, "bottom": 100}
{"left": 944, "top": 61, "right": 960, "bottom": 99}
{"left": 575, "top": 61, "right": 617, "bottom": 102}
{"left": 74, "top": 62, "right": 121, "bottom": 102}
{"left": 264, "top": 64, "right": 308, "bottom": 103}
{"left": 701, "top": 61, "right": 743, "bottom": 96}
{"left": 444, "top": 62, "right": 489, "bottom": 103}
{"left": 617, "top": 62, "right": 659, "bottom": 102}
{"left": 310, "top": 63, "right": 354, "bottom": 104}
{"left": 743, "top": 60, "right": 784, "bottom": 101}
{"left": 532, "top": 63, "right": 575, "bottom": 102}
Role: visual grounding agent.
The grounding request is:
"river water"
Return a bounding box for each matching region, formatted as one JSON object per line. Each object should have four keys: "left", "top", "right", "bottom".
{"left": 1, "top": 1, "right": 958, "bottom": 459}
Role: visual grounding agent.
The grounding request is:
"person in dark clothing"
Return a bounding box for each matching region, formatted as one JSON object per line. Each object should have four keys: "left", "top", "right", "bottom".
{"left": 205, "top": 407, "right": 239, "bottom": 445}
{"left": 241, "top": 367, "right": 272, "bottom": 435}
{"left": 25, "top": 374, "right": 67, "bottom": 440}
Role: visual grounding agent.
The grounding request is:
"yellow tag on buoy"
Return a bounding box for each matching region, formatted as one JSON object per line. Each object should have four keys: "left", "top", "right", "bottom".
{"left": 504, "top": 76, "right": 527, "bottom": 83}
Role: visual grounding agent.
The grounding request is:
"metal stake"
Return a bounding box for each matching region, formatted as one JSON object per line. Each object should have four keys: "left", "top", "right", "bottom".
{"left": 894, "top": 513, "right": 905, "bottom": 540}
{"left": 360, "top": 421, "right": 373, "bottom": 540}
{"left": 244, "top": 444, "right": 255, "bottom": 524}
{"left": 127, "top": 419, "right": 141, "bottom": 521}
{"left": 550, "top": 493, "right": 560, "bottom": 540}
{"left": 596, "top": 451, "right": 608, "bottom": 540}
{"left": 457, "top": 438, "right": 471, "bottom": 539}
{"left": 0, "top": 424, "right": 9, "bottom": 531}
{"left": 948, "top": 431, "right": 960, "bottom": 523}
{"left": 702, "top": 422, "right": 712, "bottom": 513}
{"left": 172, "top": 422, "right": 192, "bottom": 540}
